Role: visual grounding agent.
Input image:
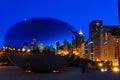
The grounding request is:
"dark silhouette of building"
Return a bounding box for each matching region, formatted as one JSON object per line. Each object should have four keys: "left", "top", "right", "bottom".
{"left": 88, "top": 20, "right": 103, "bottom": 61}
{"left": 22, "top": 42, "right": 28, "bottom": 49}
{"left": 56, "top": 41, "right": 60, "bottom": 50}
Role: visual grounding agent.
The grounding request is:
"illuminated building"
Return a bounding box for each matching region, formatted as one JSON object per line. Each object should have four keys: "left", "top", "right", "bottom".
{"left": 0, "top": 49, "right": 4, "bottom": 56}
{"left": 30, "top": 38, "right": 36, "bottom": 50}
{"left": 63, "top": 40, "right": 69, "bottom": 52}
{"left": 37, "top": 42, "right": 44, "bottom": 53}
{"left": 101, "top": 28, "right": 120, "bottom": 66}
{"left": 53, "top": 30, "right": 85, "bottom": 56}
{"left": 88, "top": 20, "right": 103, "bottom": 61}
{"left": 88, "top": 19, "right": 120, "bottom": 66}
{"left": 82, "top": 42, "right": 91, "bottom": 59}
{"left": 80, "top": 42, "right": 85, "bottom": 58}
{"left": 71, "top": 30, "right": 85, "bottom": 56}
{"left": 79, "top": 30, "right": 84, "bottom": 42}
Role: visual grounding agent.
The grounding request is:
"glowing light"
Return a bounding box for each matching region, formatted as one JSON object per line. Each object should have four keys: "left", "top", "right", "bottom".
{"left": 22, "top": 48, "right": 26, "bottom": 52}
{"left": 53, "top": 70, "right": 59, "bottom": 73}
{"left": 112, "top": 67, "right": 119, "bottom": 72}
{"left": 25, "top": 70, "right": 31, "bottom": 72}
{"left": 27, "top": 49, "right": 31, "bottom": 53}
{"left": 24, "top": 19, "right": 27, "bottom": 21}
{"left": 101, "top": 68, "right": 105, "bottom": 72}
{"left": 2, "top": 46, "right": 5, "bottom": 51}
{"left": 79, "top": 29, "right": 83, "bottom": 35}
{"left": 17, "top": 49, "right": 20, "bottom": 51}
{"left": 57, "top": 50, "right": 69, "bottom": 56}
{"left": 55, "top": 40, "right": 59, "bottom": 43}
{"left": 104, "top": 68, "right": 107, "bottom": 71}
{"left": 5, "top": 47, "right": 9, "bottom": 49}
{"left": 100, "top": 68, "right": 107, "bottom": 72}
{"left": 73, "top": 49, "right": 79, "bottom": 55}
{"left": 9, "top": 48, "right": 12, "bottom": 51}
{"left": 112, "top": 59, "right": 119, "bottom": 66}
{"left": 2, "top": 46, "right": 5, "bottom": 49}
{"left": 0, "top": 52, "right": 3, "bottom": 55}
{"left": 105, "top": 60, "right": 108, "bottom": 62}
{"left": 96, "top": 59, "right": 100, "bottom": 61}
{"left": 98, "top": 63, "right": 103, "bottom": 67}
{"left": 13, "top": 48, "right": 15, "bottom": 50}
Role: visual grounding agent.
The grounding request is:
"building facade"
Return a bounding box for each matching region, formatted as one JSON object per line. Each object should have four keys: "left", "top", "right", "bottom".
{"left": 101, "top": 30, "right": 120, "bottom": 66}
{"left": 88, "top": 21, "right": 120, "bottom": 66}
{"left": 88, "top": 20, "right": 103, "bottom": 61}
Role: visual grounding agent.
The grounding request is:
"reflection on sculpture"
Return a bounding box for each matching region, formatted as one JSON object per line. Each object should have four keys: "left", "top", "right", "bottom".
{"left": 4, "top": 17, "right": 84, "bottom": 72}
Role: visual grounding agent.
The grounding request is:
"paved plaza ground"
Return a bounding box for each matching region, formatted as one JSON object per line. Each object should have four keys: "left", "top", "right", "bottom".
{"left": 0, "top": 66, "right": 120, "bottom": 80}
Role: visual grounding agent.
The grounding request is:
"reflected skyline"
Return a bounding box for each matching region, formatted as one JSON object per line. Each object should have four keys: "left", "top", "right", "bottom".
{"left": 3, "top": 18, "right": 79, "bottom": 48}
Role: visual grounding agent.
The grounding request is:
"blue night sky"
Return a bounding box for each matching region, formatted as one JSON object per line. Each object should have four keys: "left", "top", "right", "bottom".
{"left": 0, "top": 0, "right": 119, "bottom": 48}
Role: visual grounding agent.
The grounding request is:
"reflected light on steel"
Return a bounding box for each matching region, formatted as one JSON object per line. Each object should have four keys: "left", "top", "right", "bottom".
{"left": 27, "top": 49, "right": 31, "bottom": 53}
{"left": 22, "top": 48, "right": 26, "bottom": 52}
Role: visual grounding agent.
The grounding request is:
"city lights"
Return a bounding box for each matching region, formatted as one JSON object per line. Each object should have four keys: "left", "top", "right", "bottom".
{"left": 25, "top": 70, "right": 31, "bottom": 73}
{"left": 22, "top": 48, "right": 26, "bottom": 52}
{"left": 100, "top": 68, "right": 107, "bottom": 72}
{"left": 96, "top": 59, "right": 100, "bottom": 62}
{"left": 27, "top": 49, "right": 31, "bottom": 53}
{"left": 13, "top": 48, "right": 15, "bottom": 51}
{"left": 98, "top": 63, "right": 103, "bottom": 67}
{"left": 0, "top": 0, "right": 120, "bottom": 75}
{"left": 53, "top": 70, "right": 59, "bottom": 73}
{"left": 0, "top": 52, "right": 3, "bottom": 55}
{"left": 112, "top": 67, "right": 119, "bottom": 72}
{"left": 17, "top": 49, "right": 20, "bottom": 51}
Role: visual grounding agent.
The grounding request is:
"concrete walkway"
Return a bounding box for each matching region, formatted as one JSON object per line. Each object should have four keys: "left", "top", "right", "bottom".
{"left": 0, "top": 66, "right": 120, "bottom": 80}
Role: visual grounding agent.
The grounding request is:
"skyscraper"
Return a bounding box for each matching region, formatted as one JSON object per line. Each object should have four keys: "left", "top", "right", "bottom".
{"left": 88, "top": 20, "right": 103, "bottom": 61}
{"left": 88, "top": 20, "right": 120, "bottom": 66}
{"left": 30, "top": 38, "right": 36, "bottom": 50}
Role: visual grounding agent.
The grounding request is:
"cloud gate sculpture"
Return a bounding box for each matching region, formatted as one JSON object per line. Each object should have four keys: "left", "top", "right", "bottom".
{"left": 4, "top": 17, "right": 79, "bottom": 72}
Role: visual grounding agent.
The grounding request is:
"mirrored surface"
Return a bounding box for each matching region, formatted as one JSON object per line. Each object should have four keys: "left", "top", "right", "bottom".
{"left": 3, "top": 17, "right": 81, "bottom": 72}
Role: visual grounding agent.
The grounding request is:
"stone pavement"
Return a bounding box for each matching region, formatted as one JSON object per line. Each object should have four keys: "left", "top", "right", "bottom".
{"left": 0, "top": 66, "right": 120, "bottom": 80}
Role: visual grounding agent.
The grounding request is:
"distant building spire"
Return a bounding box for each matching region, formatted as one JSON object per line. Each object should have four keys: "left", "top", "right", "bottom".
{"left": 79, "top": 29, "right": 83, "bottom": 35}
